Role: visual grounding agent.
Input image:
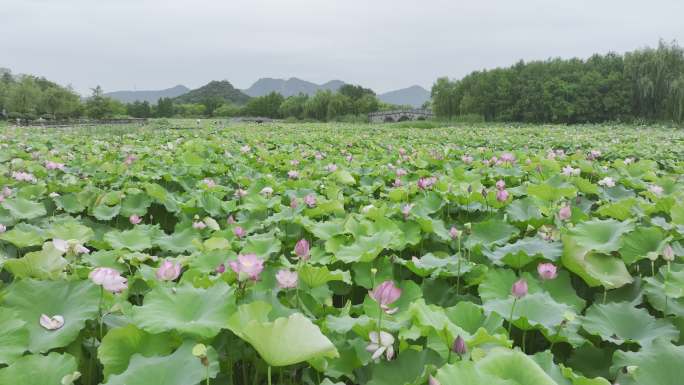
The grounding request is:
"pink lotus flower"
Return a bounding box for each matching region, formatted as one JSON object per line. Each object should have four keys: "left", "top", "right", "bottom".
{"left": 202, "top": 178, "right": 216, "bottom": 188}
{"left": 366, "top": 331, "right": 395, "bottom": 361}
{"left": 396, "top": 168, "right": 407, "bottom": 177}
{"left": 429, "top": 376, "right": 441, "bottom": 385}
{"left": 0, "top": 224, "right": 5, "bottom": 233}
{"left": 234, "top": 226, "right": 246, "bottom": 238}
{"left": 89, "top": 267, "right": 128, "bottom": 293}
{"left": 53, "top": 239, "right": 89, "bottom": 255}
{"left": 449, "top": 226, "right": 461, "bottom": 240}
{"left": 276, "top": 269, "right": 298, "bottom": 289}
{"left": 215, "top": 263, "right": 226, "bottom": 273}
{"left": 315, "top": 152, "right": 324, "bottom": 160}
{"left": 156, "top": 260, "right": 182, "bottom": 281}
{"left": 663, "top": 244, "right": 675, "bottom": 262}
{"left": 537, "top": 263, "right": 558, "bottom": 280}
{"left": 39, "top": 314, "right": 64, "bottom": 330}
{"left": 124, "top": 154, "right": 137, "bottom": 165}
{"left": 229, "top": 254, "right": 264, "bottom": 281}
{"left": 304, "top": 194, "right": 317, "bottom": 207}
{"left": 289, "top": 197, "right": 299, "bottom": 209}
{"left": 346, "top": 154, "right": 353, "bottom": 163}
{"left": 401, "top": 203, "right": 413, "bottom": 220}
{"left": 234, "top": 189, "right": 247, "bottom": 198}
{"left": 511, "top": 279, "right": 528, "bottom": 299}
{"left": 587, "top": 150, "right": 601, "bottom": 160}
{"left": 558, "top": 205, "right": 571, "bottom": 221}
{"left": 461, "top": 155, "right": 473, "bottom": 164}
{"left": 326, "top": 163, "right": 338, "bottom": 172}
{"left": 2, "top": 187, "right": 11, "bottom": 197}
{"left": 260, "top": 187, "right": 274, "bottom": 196}
{"left": 294, "top": 238, "right": 310, "bottom": 260}
{"left": 45, "top": 161, "right": 65, "bottom": 170}
{"left": 193, "top": 221, "right": 207, "bottom": 230}
{"left": 392, "top": 178, "right": 403, "bottom": 187}
{"left": 369, "top": 280, "right": 402, "bottom": 314}
{"left": 495, "top": 180, "right": 506, "bottom": 190}
{"left": 287, "top": 170, "right": 299, "bottom": 179}
{"left": 290, "top": 159, "right": 300, "bottom": 166}
{"left": 240, "top": 145, "right": 251, "bottom": 153}
{"left": 496, "top": 189, "right": 509, "bottom": 202}
{"left": 11, "top": 171, "right": 37, "bottom": 183}
{"left": 561, "top": 165, "right": 580, "bottom": 177}
{"left": 417, "top": 176, "right": 436, "bottom": 190}
{"left": 649, "top": 185, "right": 663, "bottom": 196}
{"left": 598, "top": 177, "right": 615, "bottom": 187}
{"left": 227, "top": 215, "right": 236, "bottom": 224}
{"left": 498, "top": 152, "right": 516, "bottom": 164}
{"left": 129, "top": 215, "right": 142, "bottom": 225}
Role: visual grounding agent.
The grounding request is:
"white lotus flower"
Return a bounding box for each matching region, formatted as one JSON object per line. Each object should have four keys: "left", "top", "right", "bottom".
{"left": 40, "top": 314, "right": 65, "bottom": 330}
{"left": 366, "top": 331, "right": 395, "bottom": 361}
{"left": 598, "top": 177, "right": 615, "bottom": 187}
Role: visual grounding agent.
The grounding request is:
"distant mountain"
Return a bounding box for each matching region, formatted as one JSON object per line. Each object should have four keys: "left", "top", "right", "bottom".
{"left": 104, "top": 85, "right": 190, "bottom": 103}
{"left": 243, "top": 77, "right": 346, "bottom": 97}
{"left": 379, "top": 85, "right": 431, "bottom": 108}
{"left": 174, "top": 80, "right": 250, "bottom": 105}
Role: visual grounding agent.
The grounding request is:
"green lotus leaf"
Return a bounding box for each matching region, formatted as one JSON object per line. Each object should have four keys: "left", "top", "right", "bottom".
{"left": 198, "top": 191, "right": 223, "bottom": 217}
{"left": 298, "top": 265, "right": 351, "bottom": 287}
{"left": 102, "top": 341, "right": 219, "bottom": 385}
{"left": 47, "top": 220, "right": 94, "bottom": 243}
{"left": 3, "top": 242, "right": 68, "bottom": 279}
{"left": 466, "top": 219, "right": 519, "bottom": 248}
{"left": 581, "top": 301, "right": 678, "bottom": 346}
{"left": 596, "top": 198, "right": 637, "bottom": 221}
{"left": 435, "top": 348, "right": 558, "bottom": 385}
{"left": 2, "top": 197, "right": 47, "bottom": 220}
{"left": 92, "top": 203, "right": 121, "bottom": 220}
{"left": 532, "top": 351, "right": 611, "bottom": 385}
{"left": 527, "top": 182, "right": 576, "bottom": 202}
{"left": 0, "top": 352, "right": 78, "bottom": 385}
{"left": 144, "top": 183, "right": 179, "bottom": 213}
{"left": 612, "top": 338, "right": 684, "bottom": 385}
{"left": 643, "top": 264, "right": 684, "bottom": 317}
{"left": 53, "top": 193, "right": 87, "bottom": 213}
{"left": 334, "top": 231, "right": 394, "bottom": 263}
{"left": 486, "top": 237, "right": 562, "bottom": 267}
{"left": 484, "top": 291, "right": 573, "bottom": 331}
{"left": 0, "top": 308, "right": 29, "bottom": 364}
{"left": 506, "top": 197, "right": 544, "bottom": 223}
{"left": 364, "top": 349, "right": 441, "bottom": 385}
{"left": 241, "top": 232, "right": 282, "bottom": 258}
{"left": 2, "top": 279, "right": 99, "bottom": 352}
{"left": 619, "top": 226, "right": 668, "bottom": 264}
{"left": 120, "top": 193, "right": 152, "bottom": 217}
{"left": 397, "top": 253, "right": 471, "bottom": 278}
{"left": 98, "top": 324, "right": 180, "bottom": 379}
{"left": 104, "top": 227, "right": 152, "bottom": 251}
{"left": 332, "top": 169, "right": 356, "bottom": 185}
{"left": 227, "top": 302, "right": 338, "bottom": 366}
{"left": 561, "top": 235, "right": 633, "bottom": 289}
{"left": 155, "top": 228, "right": 198, "bottom": 253}
{"left": 0, "top": 223, "right": 46, "bottom": 248}
{"left": 565, "top": 219, "right": 634, "bottom": 254}
{"left": 132, "top": 282, "right": 234, "bottom": 339}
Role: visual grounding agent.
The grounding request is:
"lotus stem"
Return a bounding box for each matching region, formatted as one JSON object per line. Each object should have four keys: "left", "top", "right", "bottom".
{"left": 508, "top": 298, "right": 518, "bottom": 336}
{"left": 268, "top": 366, "right": 272, "bottom": 385}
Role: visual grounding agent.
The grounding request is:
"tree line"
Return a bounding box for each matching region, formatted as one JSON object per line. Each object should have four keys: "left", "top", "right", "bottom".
{"left": 431, "top": 40, "right": 684, "bottom": 123}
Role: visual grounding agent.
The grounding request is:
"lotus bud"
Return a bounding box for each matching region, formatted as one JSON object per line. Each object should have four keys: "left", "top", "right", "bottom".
{"left": 663, "top": 244, "right": 675, "bottom": 262}
{"left": 558, "top": 205, "right": 571, "bottom": 221}
{"left": 0, "top": 224, "right": 5, "bottom": 233}
{"left": 369, "top": 280, "right": 402, "bottom": 314}
{"left": 452, "top": 335, "right": 467, "bottom": 356}
{"left": 294, "top": 239, "right": 310, "bottom": 260}
{"left": 129, "top": 215, "right": 142, "bottom": 225}
{"left": 304, "top": 193, "right": 317, "bottom": 207}
{"left": 233, "top": 226, "right": 246, "bottom": 238}
{"left": 511, "top": 279, "right": 528, "bottom": 299}
{"left": 537, "top": 263, "right": 558, "bottom": 280}
{"left": 496, "top": 189, "right": 509, "bottom": 202}
{"left": 449, "top": 226, "right": 461, "bottom": 240}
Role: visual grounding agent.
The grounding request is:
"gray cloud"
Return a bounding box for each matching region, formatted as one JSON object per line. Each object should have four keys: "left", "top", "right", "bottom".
{"left": 2, "top": 0, "right": 682, "bottom": 95}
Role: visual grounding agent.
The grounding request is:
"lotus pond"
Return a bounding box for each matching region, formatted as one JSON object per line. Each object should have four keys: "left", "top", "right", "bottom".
{"left": 0, "top": 122, "right": 683, "bottom": 385}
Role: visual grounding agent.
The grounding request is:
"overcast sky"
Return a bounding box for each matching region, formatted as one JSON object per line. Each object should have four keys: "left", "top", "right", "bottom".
{"left": 2, "top": 0, "right": 683, "bottom": 95}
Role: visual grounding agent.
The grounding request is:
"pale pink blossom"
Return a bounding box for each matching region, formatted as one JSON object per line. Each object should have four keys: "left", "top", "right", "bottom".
{"left": 598, "top": 177, "right": 615, "bottom": 188}
{"left": 537, "top": 263, "right": 558, "bottom": 280}
{"left": 234, "top": 188, "right": 247, "bottom": 198}
{"left": 401, "top": 203, "right": 413, "bottom": 219}
{"left": 326, "top": 163, "right": 338, "bottom": 172}
{"left": 496, "top": 189, "right": 509, "bottom": 202}
{"left": 495, "top": 180, "right": 506, "bottom": 190}
{"left": 558, "top": 205, "right": 571, "bottom": 221}
{"left": 39, "top": 314, "right": 64, "bottom": 330}
{"left": 648, "top": 185, "right": 663, "bottom": 196}
{"left": 304, "top": 194, "right": 317, "bottom": 207}
{"left": 129, "top": 215, "right": 142, "bottom": 225}
{"left": 0, "top": 224, "right": 6, "bottom": 233}
{"left": 260, "top": 187, "right": 274, "bottom": 196}
{"left": 287, "top": 170, "right": 299, "bottom": 179}
{"left": 193, "top": 221, "right": 207, "bottom": 230}
{"left": 229, "top": 254, "right": 264, "bottom": 281}
{"left": 276, "top": 269, "right": 298, "bottom": 289}
{"left": 234, "top": 226, "right": 246, "bottom": 238}
{"left": 511, "top": 279, "right": 528, "bottom": 299}
{"left": 294, "top": 239, "right": 310, "bottom": 260}
{"left": 449, "top": 226, "right": 461, "bottom": 239}
{"left": 156, "top": 260, "right": 182, "bottom": 281}
{"left": 202, "top": 178, "right": 216, "bottom": 188}
{"left": 366, "top": 331, "right": 395, "bottom": 361}
{"left": 89, "top": 267, "right": 128, "bottom": 293}
{"left": 369, "top": 280, "right": 402, "bottom": 314}
{"left": 45, "top": 161, "right": 65, "bottom": 170}
{"left": 461, "top": 155, "right": 473, "bottom": 164}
